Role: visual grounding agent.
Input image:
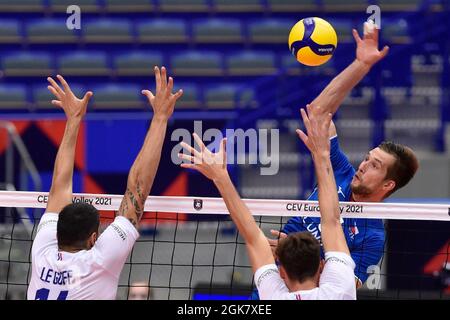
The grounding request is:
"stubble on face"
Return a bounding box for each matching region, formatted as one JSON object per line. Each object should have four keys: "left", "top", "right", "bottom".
{"left": 350, "top": 174, "right": 372, "bottom": 196}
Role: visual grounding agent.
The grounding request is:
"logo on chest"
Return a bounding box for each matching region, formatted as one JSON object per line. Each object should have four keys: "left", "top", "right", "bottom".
{"left": 337, "top": 186, "right": 345, "bottom": 198}
{"left": 348, "top": 225, "right": 359, "bottom": 240}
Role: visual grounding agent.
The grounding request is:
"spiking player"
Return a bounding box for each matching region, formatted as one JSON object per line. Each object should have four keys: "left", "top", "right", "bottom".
{"left": 27, "top": 67, "right": 182, "bottom": 299}
{"left": 252, "top": 21, "right": 419, "bottom": 299}
{"left": 179, "top": 106, "right": 356, "bottom": 299}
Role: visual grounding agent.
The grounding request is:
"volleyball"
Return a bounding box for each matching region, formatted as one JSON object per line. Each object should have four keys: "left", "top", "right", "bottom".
{"left": 288, "top": 17, "right": 338, "bottom": 66}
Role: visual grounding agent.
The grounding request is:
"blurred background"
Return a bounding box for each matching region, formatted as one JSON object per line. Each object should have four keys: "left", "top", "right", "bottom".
{"left": 0, "top": 0, "right": 449, "bottom": 300}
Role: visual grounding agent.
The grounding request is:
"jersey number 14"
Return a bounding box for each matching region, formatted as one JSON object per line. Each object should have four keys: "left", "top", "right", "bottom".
{"left": 35, "top": 288, "right": 68, "bottom": 300}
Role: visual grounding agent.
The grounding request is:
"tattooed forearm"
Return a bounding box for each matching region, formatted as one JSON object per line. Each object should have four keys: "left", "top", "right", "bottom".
{"left": 136, "top": 181, "right": 146, "bottom": 207}
{"left": 116, "top": 182, "right": 146, "bottom": 227}
{"left": 119, "top": 108, "right": 169, "bottom": 228}
{"left": 127, "top": 187, "right": 143, "bottom": 217}
{"left": 117, "top": 195, "right": 129, "bottom": 217}
{"left": 128, "top": 217, "right": 137, "bottom": 227}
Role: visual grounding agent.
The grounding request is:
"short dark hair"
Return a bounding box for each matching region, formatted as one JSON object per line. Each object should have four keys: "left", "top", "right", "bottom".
{"left": 57, "top": 203, "right": 99, "bottom": 248}
{"left": 275, "top": 232, "right": 321, "bottom": 283}
{"left": 378, "top": 141, "right": 419, "bottom": 195}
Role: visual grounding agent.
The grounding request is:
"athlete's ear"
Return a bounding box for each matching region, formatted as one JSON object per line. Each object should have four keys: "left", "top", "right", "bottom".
{"left": 88, "top": 232, "right": 98, "bottom": 249}
{"left": 279, "top": 265, "right": 287, "bottom": 280}
{"left": 383, "top": 180, "right": 395, "bottom": 193}
{"left": 319, "top": 260, "right": 325, "bottom": 274}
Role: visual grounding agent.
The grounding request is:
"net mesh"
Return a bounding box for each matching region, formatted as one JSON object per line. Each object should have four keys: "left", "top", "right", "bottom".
{"left": 0, "top": 205, "right": 449, "bottom": 300}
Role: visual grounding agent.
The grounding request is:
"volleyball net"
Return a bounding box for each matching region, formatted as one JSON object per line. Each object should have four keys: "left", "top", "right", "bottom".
{"left": 0, "top": 191, "right": 449, "bottom": 300}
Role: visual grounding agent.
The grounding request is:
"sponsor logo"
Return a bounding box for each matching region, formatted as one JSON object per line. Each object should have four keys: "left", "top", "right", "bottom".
{"left": 256, "top": 268, "right": 278, "bottom": 287}
{"left": 337, "top": 186, "right": 345, "bottom": 198}
{"left": 194, "top": 199, "right": 203, "bottom": 211}
{"left": 110, "top": 223, "right": 127, "bottom": 241}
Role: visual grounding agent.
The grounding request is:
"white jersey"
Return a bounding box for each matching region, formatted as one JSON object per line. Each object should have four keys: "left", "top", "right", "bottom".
{"left": 255, "top": 251, "right": 356, "bottom": 300}
{"left": 27, "top": 213, "right": 139, "bottom": 300}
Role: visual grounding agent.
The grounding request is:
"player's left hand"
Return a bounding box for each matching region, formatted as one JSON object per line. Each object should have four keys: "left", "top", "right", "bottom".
{"left": 353, "top": 20, "right": 389, "bottom": 67}
{"left": 178, "top": 133, "right": 228, "bottom": 182}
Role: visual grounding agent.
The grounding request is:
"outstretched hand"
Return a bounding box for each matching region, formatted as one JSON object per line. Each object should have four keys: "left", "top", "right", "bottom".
{"left": 353, "top": 20, "right": 389, "bottom": 67}
{"left": 47, "top": 75, "right": 92, "bottom": 121}
{"left": 178, "top": 133, "right": 228, "bottom": 182}
{"left": 142, "top": 66, "right": 183, "bottom": 120}
{"left": 296, "top": 104, "right": 333, "bottom": 158}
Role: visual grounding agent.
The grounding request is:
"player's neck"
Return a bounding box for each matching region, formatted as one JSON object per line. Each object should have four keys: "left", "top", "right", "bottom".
{"left": 290, "top": 279, "right": 317, "bottom": 292}
{"left": 58, "top": 245, "right": 87, "bottom": 253}
{"left": 351, "top": 193, "right": 383, "bottom": 203}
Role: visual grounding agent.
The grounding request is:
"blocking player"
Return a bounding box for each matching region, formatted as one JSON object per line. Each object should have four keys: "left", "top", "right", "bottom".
{"left": 27, "top": 67, "right": 182, "bottom": 299}
{"left": 178, "top": 106, "right": 356, "bottom": 299}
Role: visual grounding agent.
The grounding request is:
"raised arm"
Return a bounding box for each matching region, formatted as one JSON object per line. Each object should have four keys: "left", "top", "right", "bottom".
{"left": 46, "top": 75, "right": 93, "bottom": 213}
{"left": 309, "top": 20, "right": 389, "bottom": 117}
{"left": 116, "top": 66, "right": 183, "bottom": 228}
{"left": 296, "top": 105, "right": 350, "bottom": 255}
{"left": 178, "top": 134, "right": 274, "bottom": 273}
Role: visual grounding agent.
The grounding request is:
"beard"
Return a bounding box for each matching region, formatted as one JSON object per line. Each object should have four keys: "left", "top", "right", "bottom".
{"left": 350, "top": 180, "right": 373, "bottom": 196}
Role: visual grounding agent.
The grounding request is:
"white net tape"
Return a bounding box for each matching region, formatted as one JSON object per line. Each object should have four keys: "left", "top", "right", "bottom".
{"left": 0, "top": 190, "right": 449, "bottom": 221}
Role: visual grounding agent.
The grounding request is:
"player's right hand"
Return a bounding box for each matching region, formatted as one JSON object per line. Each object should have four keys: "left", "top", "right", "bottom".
{"left": 267, "top": 229, "right": 287, "bottom": 258}
{"left": 353, "top": 20, "right": 389, "bottom": 67}
{"left": 142, "top": 66, "right": 183, "bottom": 121}
{"left": 47, "top": 75, "right": 92, "bottom": 121}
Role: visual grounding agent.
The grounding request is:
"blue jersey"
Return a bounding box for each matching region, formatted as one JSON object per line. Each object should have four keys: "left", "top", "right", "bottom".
{"left": 251, "top": 136, "right": 385, "bottom": 299}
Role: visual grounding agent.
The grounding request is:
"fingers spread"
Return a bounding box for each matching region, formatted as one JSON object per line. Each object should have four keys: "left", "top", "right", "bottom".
{"left": 297, "top": 129, "right": 308, "bottom": 142}
{"left": 352, "top": 28, "right": 362, "bottom": 44}
{"left": 82, "top": 91, "right": 93, "bottom": 104}
{"left": 51, "top": 100, "right": 62, "bottom": 108}
{"left": 47, "top": 85, "right": 61, "bottom": 100}
{"left": 380, "top": 45, "right": 389, "bottom": 58}
{"left": 220, "top": 138, "right": 227, "bottom": 169}
{"left": 372, "top": 23, "right": 380, "bottom": 42}
{"left": 178, "top": 153, "right": 195, "bottom": 163}
{"left": 192, "top": 133, "right": 207, "bottom": 151}
{"left": 47, "top": 77, "right": 64, "bottom": 96}
{"left": 363, "top": 21, "right": 375, "bottom": 39}
{"left": 180, "top": 141, "right": 201, "bottom": 158}
{"left": 172, "top": 89, "right": 183, "bottom": 101}
{"left": 300, "top": 108, "right": 310, "bottom": 132}
{"left": 56, "top": 75, "right": 72, "bottom": 94}
{"left": 166, "top": 77, "right": 174, "bottom": 97}
{"left": 161, "top": 66, "right": 167, "bottom": 91}
{"left": 154, "top": 66, "right": 161, "bottom": 93}
{"left": 142, "top": 90, "right": 155, "bottom": 101}
{"left": 219, "top": 138, "right": 227, "bottom": 153}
